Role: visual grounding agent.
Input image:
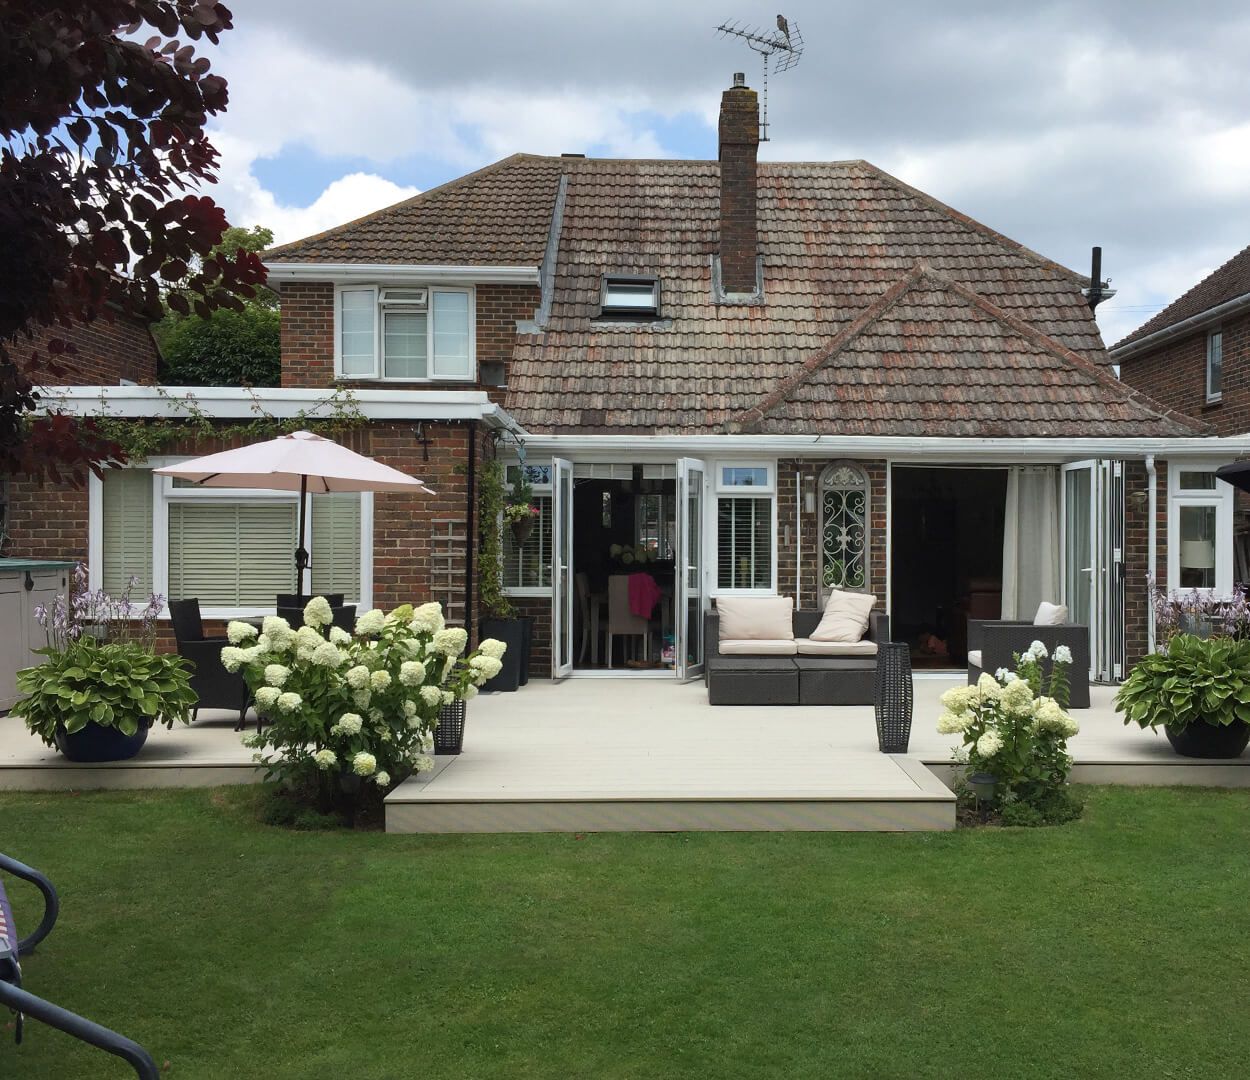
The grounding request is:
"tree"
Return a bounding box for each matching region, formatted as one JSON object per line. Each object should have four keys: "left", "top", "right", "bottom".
{"left": 155, "top": 224, "right": 281, "bottom": 386}
{"left": 0, "top": 1, "right": 267, "bottom": 481}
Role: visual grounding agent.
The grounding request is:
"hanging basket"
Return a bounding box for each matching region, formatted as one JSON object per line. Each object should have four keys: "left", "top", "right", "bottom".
{"left": 510, "top": 515, "right": 535, "bottom": 544}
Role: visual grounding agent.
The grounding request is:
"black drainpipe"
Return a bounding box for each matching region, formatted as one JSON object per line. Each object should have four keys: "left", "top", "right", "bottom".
{"left": 464, "top": 420, "right": 477, "bottom": 644}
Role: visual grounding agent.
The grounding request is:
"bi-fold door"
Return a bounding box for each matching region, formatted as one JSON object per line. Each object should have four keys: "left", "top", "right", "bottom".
{"left": 1061, "top": 460, "right": 1125, "bottom": 682}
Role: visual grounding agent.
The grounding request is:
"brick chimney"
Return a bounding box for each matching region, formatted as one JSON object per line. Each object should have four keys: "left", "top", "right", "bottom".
{"left": 718, "top": 72, "right": 760, "bottom": 295}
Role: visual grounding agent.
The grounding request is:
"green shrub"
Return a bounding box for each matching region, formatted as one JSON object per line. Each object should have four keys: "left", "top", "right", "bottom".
{"left": 1116, "top": 634, "right": 1250, "bottom": 733}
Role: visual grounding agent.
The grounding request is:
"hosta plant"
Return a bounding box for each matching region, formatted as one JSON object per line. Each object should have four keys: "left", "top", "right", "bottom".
{"left": 224, "top": 596, "right": 505, "bottom": 824}
{"left": 1116, "top": 633, "right": 1250, "bottom": 733}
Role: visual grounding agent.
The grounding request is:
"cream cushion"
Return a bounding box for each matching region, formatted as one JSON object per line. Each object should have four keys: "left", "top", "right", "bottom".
{"left": 716, "top": 596, "right": 794, "bottom": 642}
{"left": 810, "top": 590, "right": 877, "bottom": 642}
{"left": 796, "top": 638, "right": 878, "bottom": 657}
{"left": 967, "top": 649, "right": 983, "bottom": 669}
{"left": 1033, "top": 602, "right": 1068, "bottom": 626}
{"left": 719, "top": 638, "right": 798, "bottom": 656}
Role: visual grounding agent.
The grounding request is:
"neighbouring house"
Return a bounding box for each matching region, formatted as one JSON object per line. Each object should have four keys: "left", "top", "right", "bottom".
{"left": 1113, "top": 244, "right": 1250, "bottom": 582}
{"left": 11, "top": 75, "right": 1250, "bottom": 685}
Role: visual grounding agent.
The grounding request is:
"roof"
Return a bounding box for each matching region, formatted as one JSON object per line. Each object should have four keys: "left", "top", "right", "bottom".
{"left": 263, "top": 154, "right": 564, "bottom": 265}
{"left": 729, "top": 265, "right": 1204, "bottom": 438}
{"left": 505, "top": 156, "right": 1112, "bottom": 434}
{"left": 1116, "top": 243, "right": 1250, "bottom": 349}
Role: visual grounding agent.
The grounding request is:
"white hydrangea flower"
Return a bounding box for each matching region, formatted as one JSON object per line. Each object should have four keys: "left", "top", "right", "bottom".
{"left": 352, "top": 688, "right": 372, "bottom": 710}
{"left": 303, "top": 596, "right": 334, "bottom": 629}
{"left": 477, "top": 637, "right": 507, "bottom": 660}
{"left": 311, "top": 642, "right": 344, "bottom": 668}
{"left": 295, "top": 625, "right": 323, "bottom": 649}
{"left": 277, "top": 691, "right": 302, "bottom": 714}
{"left": 372, "top": 770, "right": 391, "bottom": 787}
{"left": 261, "top": 616, "right": 294, "bottom": 650}
{"left": 975, "top": 672, "right": 1002, "bottom": 702}
{"left": 431, "top": 627, "right": 469, "bottom": 657}
{"left": 994, "top": 667, "right": 1011, "bottom": 683}
{"left": 331, "top": 712, "right": 363, "bottom": 736}
{"left": 469, "top": 655, "right": 503, "bottom": 680}
{"left": 241, "top": 732, "right": 264, "bottom": 749}
{"left": 370, "top": 669, "right": 392, "bottom": 691}
{"left": 936, "top": 710, "right": 970, "bottom": 735}
{"left": 313, "top": 748, "right": 337, "bottom": 770}
{"left": 939, "top": 685, "right": 977, "bottom": 715}
{"left": 402, "top": 698, "right": 417, "bottom": 718}
{"left": 264, "top": 664, "right": 290, "bottom": 688}
{"left": 254, "top": 686, "right": 281, "bottom": 710}
{"left": 344, "top": 665, "right": 370, "bottom": 689}
{"left": 1034, "top": 697, "right": 1078, "bottom": 737}
{"left": 413, "top": 754, "right": 434, "bottom": 773}
{"left": 463, "top": 684, "right": 478, "bottom": 700}
{"left": 227, "top": 620, "right": 258, "bottom": 644}
{"left": 420, "top": 732, "right": 434, "bottom": 753}
{"left": 221, "top": 646, "right": 245, "bottom": 673}
{"left": 976, "top": 728, "right": 1004, "bottom": 757}
{"left": 329, "top": 625, "right": 352, "bottom": 646}
{"left": 442, "top": 656, "right": 456, "bottom": 680}
{"left": 1053, "top": 644, "right": 1073, "bottom": 665}
{"left": 419, "top": 686, "right": 443, "bottom": 709}
{"left": 1027, "top": 639, "right": 1049, "bottom": 661}
{"left": 441, "top": 690, "right": 454, "bottom": 705}
{"left": 409, "top": 602, "right": 445, "bottom": 634}
{"left": 399, "top": 660, "right": 426, "bottom": 686}
{"left": 356, "top": 609, "right": 386, "bottom": 636}
{"left": 351, "top": 751, "right": 377, "bottom": 776}
{"left": 1000, "top": 678, "right": 1035, "bottom": 713}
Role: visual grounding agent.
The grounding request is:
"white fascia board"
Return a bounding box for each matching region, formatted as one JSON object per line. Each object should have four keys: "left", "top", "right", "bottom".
{"left": 36, "top": 384, "right": 520, "bottom": 425}
{"left": 516, "top": 432, "right": 1250, "bottom": 461}
{"left": 265, "top": 262, "right": 540, "bottom": 286}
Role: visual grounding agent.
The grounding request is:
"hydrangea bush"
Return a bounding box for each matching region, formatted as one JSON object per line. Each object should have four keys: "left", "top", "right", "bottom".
{"left": 938, "top": 640, "right": 1082, "bottom": 826}
{"left": 223, "top": 596, "right": 504, "bottom": 821}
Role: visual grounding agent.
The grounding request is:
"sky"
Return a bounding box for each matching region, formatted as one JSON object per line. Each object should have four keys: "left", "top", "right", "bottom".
{"left": 200, "top": 0, "right": 1250, "bottom": 346}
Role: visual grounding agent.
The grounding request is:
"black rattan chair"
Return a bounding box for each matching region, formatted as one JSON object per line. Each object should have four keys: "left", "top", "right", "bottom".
{"left": 966, "top": 619, "right": 1091, "bottom": 708}
{"left": 168, "top": 599, "right": 252, "bottom": 730}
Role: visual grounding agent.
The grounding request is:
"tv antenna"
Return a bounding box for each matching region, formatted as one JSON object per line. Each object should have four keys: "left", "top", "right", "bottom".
{"left": 715, "top": 14, "right": 804, "bottom": 141}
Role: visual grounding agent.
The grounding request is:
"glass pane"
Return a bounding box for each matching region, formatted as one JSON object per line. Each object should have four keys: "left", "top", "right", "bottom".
{"left": 1064, "top": 469, "right": 1092, "bottom": 624}
{"left": 1179, "top": 504, "right": 1217, "bottom": 589}
{"left": 685, "top": 467, "right": 703, "bottom": 669}
{"left": 382, "top": 310, "right": 427, "bottom": 378}
{"left": 721, "top": 466, "right": 770, "bottom": 488}
{"left": 432, "top": 291, "right": 471, "bottom": 378}
{"left": 339, "top": 290, "right": 375, "bottom": 375}
{"left": 1178, "top": 471, "right": 1216, "bottom": 490}
{"left": 822, "top": 476, "right": 867, "bottom": 591}
{"left": 717, "top": 497, "right": 772, "bottom": 589}
{"left": 604, "top": 280, "right": 657, "bottom": 310}
{"left": 168, "top": 502, "right": 297, "bottom": 606}
{"left": 102, "top": 469, "right": 153, "bottom": 597}
{"left": 1208, "top": 332, "right": 1223, "bottom": 398}
{"left": 502, "top": 495, "right": 552, "bottom": 589}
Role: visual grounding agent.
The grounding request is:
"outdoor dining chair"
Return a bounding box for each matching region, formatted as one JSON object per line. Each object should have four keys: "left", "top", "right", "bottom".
{"left": 168, "top": 598, "right": 252, "bottom": 730}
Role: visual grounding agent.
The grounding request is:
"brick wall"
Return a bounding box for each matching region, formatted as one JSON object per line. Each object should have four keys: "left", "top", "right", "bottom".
{"left": 1119, "top": 309, "right": 1250, "bottom": 436}
{"left": 717, "top": 84, "right": 760, "bottom": 294}
{"left": 13, "top": 312, "right": 159, "bottom": 385}
{"left": 1123, "top": 459, "right": 1168, "bottom": 666}
{"left": 280, "top": 281, "right": 538, "bottom": 391}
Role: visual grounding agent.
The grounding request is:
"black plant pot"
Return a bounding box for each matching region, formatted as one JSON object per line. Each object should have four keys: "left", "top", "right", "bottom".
{"left": 1165, "top": 719, "right": 1250, "bottom": 759}
{"left": 479, "top": 617, "right": 524, "bottom": 693}
{"left": 518, "top": 615, "right": 535, "bottom": 686}
{"left": 54, "top": 719, "right": 150, "bottom": 762}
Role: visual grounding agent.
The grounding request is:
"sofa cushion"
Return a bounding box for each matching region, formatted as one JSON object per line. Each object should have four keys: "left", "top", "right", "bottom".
{"left": 967, "top": 649, "right": 982, "bottom": 669}
{"left": 716, "top": 596, "right": 794, "bottom": 641}
{"left": 795, "top": 637, "right": 878, "bottom": 657}
{"left": 810, "top": 590, "right": 877, "bottom": 642}
{"left": 718, "top": 638, "right": 798, "bottom": 656}
{"left": 1034, "top": 601, "right": 1068, "bottom": 626}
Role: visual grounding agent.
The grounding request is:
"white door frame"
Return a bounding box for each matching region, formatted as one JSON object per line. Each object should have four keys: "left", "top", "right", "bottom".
{"left": 550, "top": 457, "right": 574, "bottom": 681}
{"left": 675, "top": 457, "right": 708, "bottom": 681}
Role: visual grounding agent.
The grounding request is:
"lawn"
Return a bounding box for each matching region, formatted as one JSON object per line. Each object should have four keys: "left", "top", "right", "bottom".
{"left": 2, "top": 786, "right": 1249, "bottom": 1079}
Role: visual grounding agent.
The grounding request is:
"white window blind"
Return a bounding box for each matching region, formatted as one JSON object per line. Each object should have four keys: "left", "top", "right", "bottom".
{"left": 339, "top": 288, "right": 377, "bottom": 376}
{"left": 432, "top": 290, "right": 471, "bottom": 378}
{"left": 101, "top": 469, "right": 153, "bottom": 596}
{"left": 311, "top": 493, "right": 362, "bottom": 600}
{"left": 717, "top": 497, "right": 772, "bottom": 590}
{"left": 383, "top": 309, "right": 427, "bottom": 378}
{"left": 503, "top": 495, "right": 552, "bottom": 589}
{"left": 168, "top": 502, "right": 297, "bottom": 606}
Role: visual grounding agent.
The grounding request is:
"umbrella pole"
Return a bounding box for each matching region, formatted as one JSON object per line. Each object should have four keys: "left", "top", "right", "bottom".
{"left": 295, "top": 475, "right": 309, "bottom": 596}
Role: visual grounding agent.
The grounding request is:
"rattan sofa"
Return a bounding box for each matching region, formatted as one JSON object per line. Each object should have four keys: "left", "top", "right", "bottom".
{"left": 966, "top": 619, "right": 1090, "bottom": 708}
{"left": 704, "top": 608, "right": 890, "bottom": 706}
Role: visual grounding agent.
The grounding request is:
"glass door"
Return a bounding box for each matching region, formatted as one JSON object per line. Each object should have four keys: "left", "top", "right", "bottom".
{"left": 675, "top": 458, "right": 707, "bottom": 681}
{"left": 1062, "top": 460, "right": 1106, "bottom": 681}
{"left": 550, "top": 457, "right": 574, "bottom": 681}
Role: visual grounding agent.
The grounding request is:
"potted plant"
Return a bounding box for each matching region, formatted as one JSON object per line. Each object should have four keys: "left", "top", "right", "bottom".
{"left": 478, "top": 458, "right": 525, "bottom": 691}
{"left": 12, "top": 572, "right": 196, "bottom": 762}
{"left": 1116, "top": 633, "right": 1250, "bottom": 758}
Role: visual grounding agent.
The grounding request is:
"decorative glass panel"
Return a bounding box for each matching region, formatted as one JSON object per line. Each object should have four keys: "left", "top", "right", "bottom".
{"left": 382, "top": 310, "right": 427, "bottom": 378}
{"left": 339, "top": 289, "right": 376, "bottom": 375}
{"left": 503, "top": 494, "right": 552, "bottom": 589}
{"left": 432, "top": 290, "right": 471, "bottom": 378}
{"left": 1179, "top": 504, "right": 1217, "bottom": 589}
{"left": 716, "top": 497, "right": 772, "bottom": 589}
{"left": 821, "top": 464, "right": 868, "bottom": 592}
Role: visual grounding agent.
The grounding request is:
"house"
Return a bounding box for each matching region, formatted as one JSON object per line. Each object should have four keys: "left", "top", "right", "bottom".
{"left": 1112, "top": 245, "right": 1250, "bottom": 582}
{"left": 11, "top": 76, "right": 1250, "bottom": 680}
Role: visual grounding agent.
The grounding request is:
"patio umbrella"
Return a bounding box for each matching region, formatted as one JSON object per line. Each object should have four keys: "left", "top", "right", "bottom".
{"left": 155, "top": 430, "right": 434, "bottom": 595}
{"left": 1215, "top": 461, "right": 1250, "bottom": 494}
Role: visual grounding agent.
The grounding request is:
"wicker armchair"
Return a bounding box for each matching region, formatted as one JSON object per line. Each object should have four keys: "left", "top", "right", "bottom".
{"left": 966, "top": 619, "right": 1090, "bottom": 708}
{"left": 168, "top": 599, "right": 252, "bottom": 729}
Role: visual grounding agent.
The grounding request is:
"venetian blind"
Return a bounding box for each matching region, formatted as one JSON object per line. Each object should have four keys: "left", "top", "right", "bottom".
{"left": 716, "top": 497, "right": 772, "bottom": 590}
{"left": 311, "top": 493, "right": 362, "bottom": 600}
{"left": 101, "top": 469, "right": 154, "bottom": 596}
{"left": 168, "top": 501, "right": 297, "bottom": 606}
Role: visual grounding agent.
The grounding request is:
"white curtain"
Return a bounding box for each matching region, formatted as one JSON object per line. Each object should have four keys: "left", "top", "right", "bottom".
{"left": 1001, "top": 467, "right": 1060, "bottom": 620}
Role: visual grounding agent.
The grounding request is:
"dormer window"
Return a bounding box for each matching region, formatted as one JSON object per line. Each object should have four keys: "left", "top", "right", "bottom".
{"left": 600, "top": 276, "right": 660, "bottom": 318}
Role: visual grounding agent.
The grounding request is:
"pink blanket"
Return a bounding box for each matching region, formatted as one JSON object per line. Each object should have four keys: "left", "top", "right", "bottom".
{"left": 628, "top": 572, "right": 662, "bottom": 619}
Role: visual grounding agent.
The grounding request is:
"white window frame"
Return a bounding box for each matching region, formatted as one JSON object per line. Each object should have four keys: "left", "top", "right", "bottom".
{"left": 89, "top": 459, "right": 374, "bottom": 619}
{"left": 1167, "top": 461, "right": 1233, "bottom": 596}
{"left": 1206, "top": 329, "right": 1223, "bottom": 404}
{"left": 333, "top": 283, "right": 476, "bottom": 382}
{"left": 711, "top": 460, "right": 777, "bottom": 596}
{"left": 502, "top": 461, "right": 553, "bottom": 598}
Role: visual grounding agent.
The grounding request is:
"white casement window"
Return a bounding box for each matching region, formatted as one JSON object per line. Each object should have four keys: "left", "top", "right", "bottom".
{"left": 714, "top": 462, "right": 776, "bottom": 593}
{"left": 502, "top": 463, "right": 553, "bottom": 595}
{"left": 334, "top": 285, "right": 475, "bottom": 381}
{"left": 1168, "top": 464, "right": 1233, "bottom": 594}
{"left": 90, "top": 466, "right": 372, "bottom": 618}
{"left": 1206, "top": 330, "right": 1223, "bottom": 403}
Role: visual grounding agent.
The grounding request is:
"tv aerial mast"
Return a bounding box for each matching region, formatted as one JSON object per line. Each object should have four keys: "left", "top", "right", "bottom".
{"left": 715, "top": 14, "right": 804, "bottom": 141}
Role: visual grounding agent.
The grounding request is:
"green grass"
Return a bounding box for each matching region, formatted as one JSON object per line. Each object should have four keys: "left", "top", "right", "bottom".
{"left": 3, "top": 786, "right": 1250, "bottom": 1079}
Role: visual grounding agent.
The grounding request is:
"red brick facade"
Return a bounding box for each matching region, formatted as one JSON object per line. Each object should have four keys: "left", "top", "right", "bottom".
{"left": 13, "top": 311, "right": 159, "bottom": 386}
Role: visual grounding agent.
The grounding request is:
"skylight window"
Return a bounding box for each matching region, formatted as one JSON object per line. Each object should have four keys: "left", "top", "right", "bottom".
{"left": 600, "top": 276, "right": 660, "bottom": 317}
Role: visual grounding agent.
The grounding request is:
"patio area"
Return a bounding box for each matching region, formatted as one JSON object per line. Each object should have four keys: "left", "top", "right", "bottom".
{"left": 4, "top": 676, "right": 1249, "bottom": 832}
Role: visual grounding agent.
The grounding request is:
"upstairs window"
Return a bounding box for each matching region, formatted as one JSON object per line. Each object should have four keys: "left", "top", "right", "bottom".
{"left": 600, "top": 277, "right": 660, "bottom": 317}
{"left": 1206, "top": 330, "right": 1223, "bottom": 403}
{"left": 336, "top": 286, "right": 474, "bottom": 381}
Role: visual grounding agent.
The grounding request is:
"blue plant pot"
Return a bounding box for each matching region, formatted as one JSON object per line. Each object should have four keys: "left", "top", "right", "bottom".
{"left": 54, "top": 720, "right": 150, "bottom": 763}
